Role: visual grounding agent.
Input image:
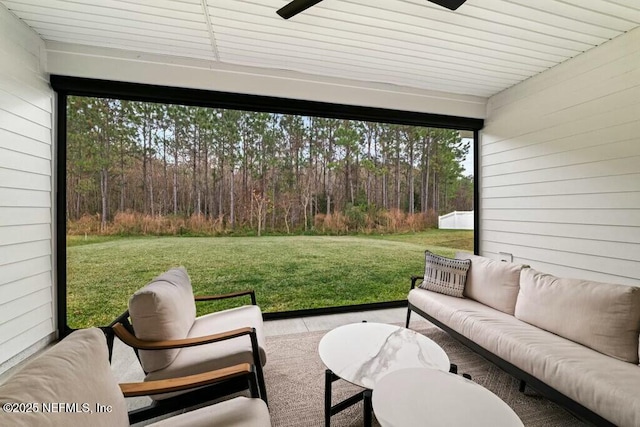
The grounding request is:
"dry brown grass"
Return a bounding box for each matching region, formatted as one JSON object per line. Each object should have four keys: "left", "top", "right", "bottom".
{"left": 68, "top": 208, "right": 441, "bottom": 236}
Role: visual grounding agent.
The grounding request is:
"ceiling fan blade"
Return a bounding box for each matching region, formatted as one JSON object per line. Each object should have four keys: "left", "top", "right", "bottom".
{"left": 277, "top": 0, "right": 325, "bottom": 19}
{"left": 428, "top": 0, "right": 467, "bottom": 10}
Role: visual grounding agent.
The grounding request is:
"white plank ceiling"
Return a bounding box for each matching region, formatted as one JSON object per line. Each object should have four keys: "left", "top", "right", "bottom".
{"left": 2, "top": 0, "right": 640, "bottom": 98}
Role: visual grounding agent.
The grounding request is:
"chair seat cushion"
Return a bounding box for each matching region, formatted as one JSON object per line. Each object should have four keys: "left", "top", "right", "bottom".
{"left": 0, "top": 329, "right": 129, "bottom": 427}
{"left": 145, "top": 305, "right": 267, "bottom": 400}
{"left": 148, "top": 396, "right": 271, "bottom": 427}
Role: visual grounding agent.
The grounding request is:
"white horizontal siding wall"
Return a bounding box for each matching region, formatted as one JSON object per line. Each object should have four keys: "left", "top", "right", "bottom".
{"left": 0, "top": 4, "right": 55, "bottom": 371}
{"left": 481, "top": 26, "right": 640, "bottom": 286}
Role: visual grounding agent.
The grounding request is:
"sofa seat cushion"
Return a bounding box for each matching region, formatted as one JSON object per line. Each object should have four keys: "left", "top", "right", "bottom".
{"left": 409, "top": 289, "right": 640, "bottom": 427}
{"left": 129, "top": 267, "right": 197, "bottom": 373}
{"left": 149, "top": 396, "right": 271, "bottom": 427}
{"left": 145, "top": 305, "right": 267, "bottom": 399}
{"left": 455, "top": 252, "right": 523, "bottom": 315}
{"left": 515, "top": 268, "right": 640, "bottom": 363}
{"left": 0, "top": 328, "right": 129, "bottom": 427}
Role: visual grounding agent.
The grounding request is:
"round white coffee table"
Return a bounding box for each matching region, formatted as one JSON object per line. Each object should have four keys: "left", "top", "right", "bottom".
{"left": 373, "top": 368, "right": 524, "bottom": 427}
{"left": 319, "top": 322, "right": 449, "bottom": 426}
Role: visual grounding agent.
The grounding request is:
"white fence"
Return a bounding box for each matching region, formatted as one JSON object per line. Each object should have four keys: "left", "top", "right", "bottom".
{"left": 438, "top": 211, "right": 474, "bottom": 230}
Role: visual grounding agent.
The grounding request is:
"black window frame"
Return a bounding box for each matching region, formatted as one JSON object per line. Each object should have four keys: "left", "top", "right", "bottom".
{"left": 51, "top": 75, "right": 483, "bottom": 337}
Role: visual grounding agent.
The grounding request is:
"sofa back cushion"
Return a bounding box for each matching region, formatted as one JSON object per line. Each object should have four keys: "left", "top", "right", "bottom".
{"left": 129, "top": 267, "right": 196, "bottom": 372}
{"left": 515, "top": 268, "right": 640, "bottom": 363}
{"left": 0, "top": 328, "right": 129, "bottom": 427}
{"left": 455, "top": 252, "right": 523, "bottom": 315}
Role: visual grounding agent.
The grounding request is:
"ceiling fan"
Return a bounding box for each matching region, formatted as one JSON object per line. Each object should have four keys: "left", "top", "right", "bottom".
{"left": 277, "top": 0, "right": 467, "bottom": 20}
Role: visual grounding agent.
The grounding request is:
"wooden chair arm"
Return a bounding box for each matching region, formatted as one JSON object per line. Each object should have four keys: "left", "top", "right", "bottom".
{"left": 410, "top": 276, "right": 424, "bottom": 290}
{"left": 112, "top": 323, "right": 254, "bottom": 350}
{"left": 195, "top": 289, "right": 256, "bottom": 305}
{"left": 119, "top": 363, "right": 252, "bottom": 397}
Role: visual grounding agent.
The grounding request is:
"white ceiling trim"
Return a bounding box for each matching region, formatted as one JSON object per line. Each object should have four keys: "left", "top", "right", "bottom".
{"left": 45, "top": 41, "right": 488, "bottom": 118}
{"left": 200, "top": 0, "right": 220, "bottom": 60}
{"left": 3, "top": 0, "right": 639, "bottom": 100}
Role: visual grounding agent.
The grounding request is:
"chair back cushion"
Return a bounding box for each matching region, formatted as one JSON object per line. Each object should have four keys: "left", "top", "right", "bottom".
{"left": 455, "top": 252, "right": 523, "bottom": 315}
{"left": 515, "top": 268, "right": 640, "bottom": 363}
{"left": 0, "top": 328, "right": 129, "bottom": 427}
{"left": 129, "top": 267, "right": 197, "bottom": 372}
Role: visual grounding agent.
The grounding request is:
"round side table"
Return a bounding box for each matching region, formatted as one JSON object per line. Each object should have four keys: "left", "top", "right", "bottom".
{"left": 319, "top": 323, "right": 449, "bottom": 426}
{"left": 373, "top": 367, "right": 524, "bottom": 427}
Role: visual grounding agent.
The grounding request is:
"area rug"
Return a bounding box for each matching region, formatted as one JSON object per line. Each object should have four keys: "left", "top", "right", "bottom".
{"left": 264, "top": 324, "right": 586, "bottom": 427}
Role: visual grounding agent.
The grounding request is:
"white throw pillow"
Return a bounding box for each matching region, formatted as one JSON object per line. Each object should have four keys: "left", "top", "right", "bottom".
{"left": 418, "top": 251, "right": 471, "bottom": 298}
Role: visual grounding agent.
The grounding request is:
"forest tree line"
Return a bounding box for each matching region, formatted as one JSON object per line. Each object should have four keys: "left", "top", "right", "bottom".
{"left": 66, "top": 96, "right": 473, "bottom": 235}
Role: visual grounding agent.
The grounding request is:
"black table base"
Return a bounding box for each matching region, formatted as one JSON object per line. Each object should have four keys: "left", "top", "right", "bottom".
{"left": 324, "top": 369, "right": 372, "bottom": 427}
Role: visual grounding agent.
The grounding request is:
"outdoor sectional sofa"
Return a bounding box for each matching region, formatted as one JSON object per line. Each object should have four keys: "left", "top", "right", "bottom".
{"left": 406, "top": 252, "right": 640, "bottom": 427}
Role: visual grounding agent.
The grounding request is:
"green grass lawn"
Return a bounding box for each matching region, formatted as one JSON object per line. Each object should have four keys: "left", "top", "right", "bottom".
{"left": 67, "top": 230, "right": 473, "bottom": 328}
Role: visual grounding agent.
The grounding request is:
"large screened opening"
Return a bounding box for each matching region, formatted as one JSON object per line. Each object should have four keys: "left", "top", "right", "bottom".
{"left": 54, "top": 77, "right": 482, "bottom": 331}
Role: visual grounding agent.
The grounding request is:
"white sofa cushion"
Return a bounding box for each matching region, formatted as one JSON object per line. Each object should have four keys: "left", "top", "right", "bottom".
{"left": 0, "top": 328, "right": 129, "bottom": 427}
{"left": 145, "top": 305, "right": 267, "bottom": 400}
{"left": 129, "top": 267, "right": 197, "bottom": 372}
{"left": 149, "top": 396, "right": 271, "bottom": 427}
{"left": 515, "top": 268, "right": 640, "bottom": 363}
{"left": 455, "top": 252, "right": 523, "bottom": 315}
{"left": 408, "top": 288, "right": 640, "bottom": 427}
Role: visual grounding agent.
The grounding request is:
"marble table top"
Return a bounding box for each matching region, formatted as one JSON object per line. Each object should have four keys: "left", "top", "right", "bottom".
{"left": 373, "top": 368, "right": 524, "bottom": 427}
{"left": 318, "top": 322, "right": 449, "bottom": 389}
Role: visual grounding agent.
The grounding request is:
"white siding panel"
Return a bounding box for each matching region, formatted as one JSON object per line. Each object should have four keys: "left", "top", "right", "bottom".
{"left": 482, "top": 209, "right": 639, "bottom": 227}
{"left": 482, "top": 157, "right": 639, "bottom": 187}
{"left": 0, "top": 287, "right": 51, "bottom": 324}
{"left": 483, "top": 174, "right": 640, "bottom": 198}
{"left": 0, "top": 320, "right": 53, "bottom": 366}
{"left": 0, "top": 304, "right": 52, "bottom": 349}
{"left": 0, "top": 89, "right": 51, "bottom": 128}
{"left": 489, "top": 25, "right": 640, "bottom": 112}
{"left": 0, "top": 240, "right": 51, "bottom": 266}
{"left": 483, "top": 119, "right": 640, "bottom": 167}
{"left": 0, "top": 168, "right": 51, "bottom": 191}
{"left": 0, "top": 110, "right": 51, "bottom": 143}
{"left": 0, "top": 224, "right": 51, "bottom": 246}
{"left": 0, "top": 256, "right": 51, "bottom": 287}
{"left": 482, "top": 193, "right": 640, "bottom": 210}
{"left": 482, "top": 219, "right": 640, "bottom": 245}
{"left": 0, "top": 207, "right": 51, "bottom": 226}
{"left": 481, "top": 26, "right": 640, "bottom": 286}
{"left": 0, "top": 129, "right": 51, "bottom": 159}
{"left": 484, "top": 139, "right": 639, "bottom": 177}
{"left": 483, "top": 104, "right": 640, "bottom": 155}
{"left": 0, "top": 69, "right": 52, "bottom": 112}
{"left": 0, "top": 147, "right": 51, "bottom": 175}
{"left": 485, "top": 63, "right": 640, "bottom": 138}
{"left": 483, "top": 230, "right": 639, "bottom": 262}
{"left": 0, "top": 4, "right": 54, "bottom": 373}
{"left": 0, "top": 188, "right": 51, "bottom": 207}
{"left": 0, "top": 25, "right": 40, "bottom": 74}
{"left": 482, "top": 241, "right": 640, "bottom": 283}
{"left": 0, "top": 272, "right": 51, "bottom": 303}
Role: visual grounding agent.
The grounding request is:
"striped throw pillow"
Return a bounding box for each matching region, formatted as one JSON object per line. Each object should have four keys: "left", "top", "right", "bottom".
{"left": 418, "top": 251, "right": 471, "bottom": 298}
